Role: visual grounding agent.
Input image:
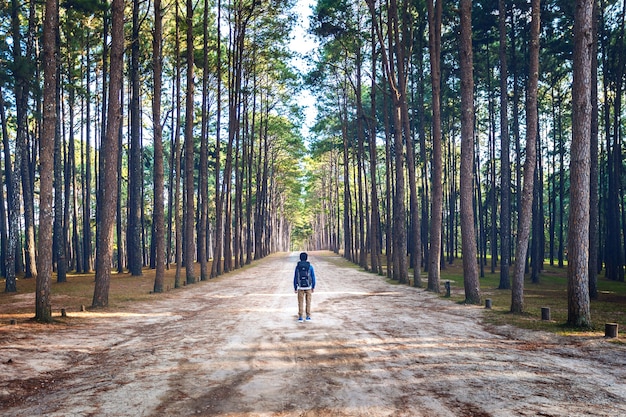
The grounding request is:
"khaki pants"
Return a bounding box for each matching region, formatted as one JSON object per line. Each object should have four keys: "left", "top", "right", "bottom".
{"left": 297, "top": 289, "right": 312, "bottom": 318}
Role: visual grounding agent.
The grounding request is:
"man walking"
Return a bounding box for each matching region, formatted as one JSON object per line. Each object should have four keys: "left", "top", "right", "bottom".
{"left": 294, "top": 252, "right": 316, "bottom": 322}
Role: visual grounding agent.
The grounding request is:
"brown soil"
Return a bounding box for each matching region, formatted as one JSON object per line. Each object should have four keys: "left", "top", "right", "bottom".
{"left": 1, "top": 252, "right": 625, "bottom": 416}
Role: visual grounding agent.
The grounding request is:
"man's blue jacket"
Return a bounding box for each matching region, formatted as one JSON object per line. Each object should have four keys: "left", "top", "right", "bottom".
{"left": 293, "top": 262, "right": 316, "bottom": 291}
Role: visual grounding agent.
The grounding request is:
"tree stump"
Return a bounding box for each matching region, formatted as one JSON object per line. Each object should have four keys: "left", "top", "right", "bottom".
{"left": 541, "top": 307, "right": 551, "bottom": 321}
{"left": 10, "top": 319, "right": 17, "bottom": 325}
{"left": 485, "top": 299, "right": 492, "bottom": 309}
{"left": 81, "top": 305, "right": 86, "bottom": 312}
{"left": 605, "top": 323, "right": 619, "bottom": 338}
{"left": 61, "top": 308, "right": 67, "bottom": 318}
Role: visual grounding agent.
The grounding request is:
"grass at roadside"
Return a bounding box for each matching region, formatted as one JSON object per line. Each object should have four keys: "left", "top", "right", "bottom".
{"left": 0, "top": 264, "right": 204, "bottom": 322}
{"left": 430, "top": 261, "right": 626, "bottom": 339}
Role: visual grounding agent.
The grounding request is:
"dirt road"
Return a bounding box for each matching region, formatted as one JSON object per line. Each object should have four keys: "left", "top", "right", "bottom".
{"left": 1, "top": 252, "right": 626, "bottom": 416}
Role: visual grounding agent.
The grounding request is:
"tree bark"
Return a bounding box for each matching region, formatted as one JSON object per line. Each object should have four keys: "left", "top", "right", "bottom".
{"left": 128, "top": 0, "right": 143, "bottom": 276}
{"left": 459, "top": 0, "right": 480, "bottom": 304}
{"left": 588, "top": 0, "right": 599, "bottom": 299}
{"left": 36, "top": 0, "right": 58, "bottom": 322}
{"left": 567, "top": 0, "right": 593, "bottom": 328}
{"left": 427, "top": 0, "right": 443, "bottom": 293}
{"left": 198, "top": 0, "right": 210, "bottom": 281}
{"left": 184, "top": 0, "right": 196, "bottom": 284}
{"left": 152, "top": 0, "right": 166, "bottom": 293}
{"left": 511, "top": 0, "right": 540, "bottom": 314}
{"left": 93, "top": 0, "right": 124, "bottom": 308}
{"left": 498, "top": 0, "right": 511, "bottom": 290}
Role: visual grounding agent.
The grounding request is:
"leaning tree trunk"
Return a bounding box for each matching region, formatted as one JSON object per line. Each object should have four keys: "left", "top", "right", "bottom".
{"left": 459, "top": 0, "right": 480, "bottom": 304}
{"left": 511, "top": 0, "right": 540, "bottom": 314}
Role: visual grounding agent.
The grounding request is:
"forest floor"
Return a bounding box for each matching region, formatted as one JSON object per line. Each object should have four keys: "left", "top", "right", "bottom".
{"left": 1, "top": 251, "right": 626, "bottom": 417}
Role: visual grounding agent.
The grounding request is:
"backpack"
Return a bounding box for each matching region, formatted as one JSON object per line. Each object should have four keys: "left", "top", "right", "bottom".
{"left": 297, "top": 261, "right": 311, "bottom": 289}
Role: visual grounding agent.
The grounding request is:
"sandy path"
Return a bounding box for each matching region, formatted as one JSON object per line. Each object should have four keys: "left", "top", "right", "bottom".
{"left": 1, "top": 251, "right": 626, "bottom": 417}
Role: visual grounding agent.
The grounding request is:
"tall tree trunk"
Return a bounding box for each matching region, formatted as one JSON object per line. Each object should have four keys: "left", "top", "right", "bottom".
{"left": 10, "top": 0, "right": 34, "bottom": 282}
{"left": 184, "top": 0, "right": 196, "bottom": 284}
{"left": 355, "top": 48, "right": 368, "bottom": 270}
{"left": 212, "top": 0, "right": 223, "bottom": 277}
{"left": 54, "top": 11, "right": 66, "bottom": 283}
{"left": 395, "top": 0, "right": 419, "bottom": 286}
{"left": 0, "top": 92, "right": 9, "bottom": 279}
{"left": 558, "top": 96, "right": 565, "bottom": 268}
{"left": 589, "top": 0, "right": 599, "bottom": 299}
{"left": 366, "top": 0, "right": 408, "bottom": 283}
{"left": 198, "top": 0, "right": 209, "bottom": 281}
{"left": 605, "top": 0, "right": 626, "bottom": 282}
{"left": 5, "top": 0, "right": 27, "bottom": 292}
{"left": 128, "top": 0, "right": 143, "bottom": 276}
{"left": 511, "top": 0, "right": 540, "bottom": 313}
{"left": 427, "top": 0, "right": 443, "bottom": 293}
{"left": 20, "top": 0, "right": 37, "bottom": 280}
{"left": 341, "top": 88, "right": 353, "bottom": 262}
{"left": 84, "top": 40, "right": 93, "bottom": 273}
{"left": 459, "top": 0, "right": 480, "bottom": 304}
{"left": 174, "top": 0, "right": 183, "bottom": 287}
{"left": 567, "top": 0, "right": 593, "bottom": 327}
{"left": 93, "top": 0, "right": 123, "bottom": 308}
{"left": 498, "top": 0, "right": 511, "bottom": 289}
{"left": 36, "top": 0, "right": 58, "bottom": 321}
{"left": 368, "top": 23, "right": 382, "bottom": 275}
{"left": 152, "top": 0, "right": 166, "bottom": 293}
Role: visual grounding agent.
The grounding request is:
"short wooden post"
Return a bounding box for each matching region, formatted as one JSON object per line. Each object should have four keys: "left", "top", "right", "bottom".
{"left": 81, "top": 305, "right": 86, "bottom": 312}
{"left": 541, "top": 307, "right": 551, "bottom": 321}
{"left": 605, "top": 323, "right": 619, "bottom": 338}
{"left": 10, "top": 319, "right": 17, "bottom": 325}
{"left": 485, "top": 299, "right": 492, "bottom": 309}
{"left": 445, "top": 281, "right": 451, "bottom": 298}
{"left": 61, "top": 308, "right": 67, "bottom": 318}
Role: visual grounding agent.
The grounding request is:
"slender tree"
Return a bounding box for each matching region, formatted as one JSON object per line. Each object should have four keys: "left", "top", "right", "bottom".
{"left": 427, "top": 0, "right": 443, "bottom": 293}
{"left": 184, "top": 0, "right": 196, "bottom": 284}
{"left": 511, "top": 0, "right": 540, "bottom": 313}
{"left": 567, "top": 0, "right": 593, "bottom": 328}
{"left": 459, "top": 0, "right": 480, "bottom": 304}
{"left": 498, "top": 0, "right": 511, "bottom": 290}
{"left": 198, "top": 0, "right": 210, "bottom": 281}
{"left": 92, "top": 0, "right": 123, "bottom": 308}
{"left": 128, "top": 0, "right": 143, "bottom": 276}
{"left": 588, "top": 0, "right": 599, "bottom": 300}
{"left": 212, "top": 0, "right": 223, "bottom": 277}
{"left": 152, "top": 0, "right": 166, "bottom": 293}
{"left": 36, "top": 0, "right": 58, "bottom": 322}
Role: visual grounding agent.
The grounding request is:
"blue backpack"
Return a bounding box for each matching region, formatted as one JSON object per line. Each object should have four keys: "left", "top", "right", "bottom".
{"left": 297, "top": 261, "right": 311, "bottom": 289}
